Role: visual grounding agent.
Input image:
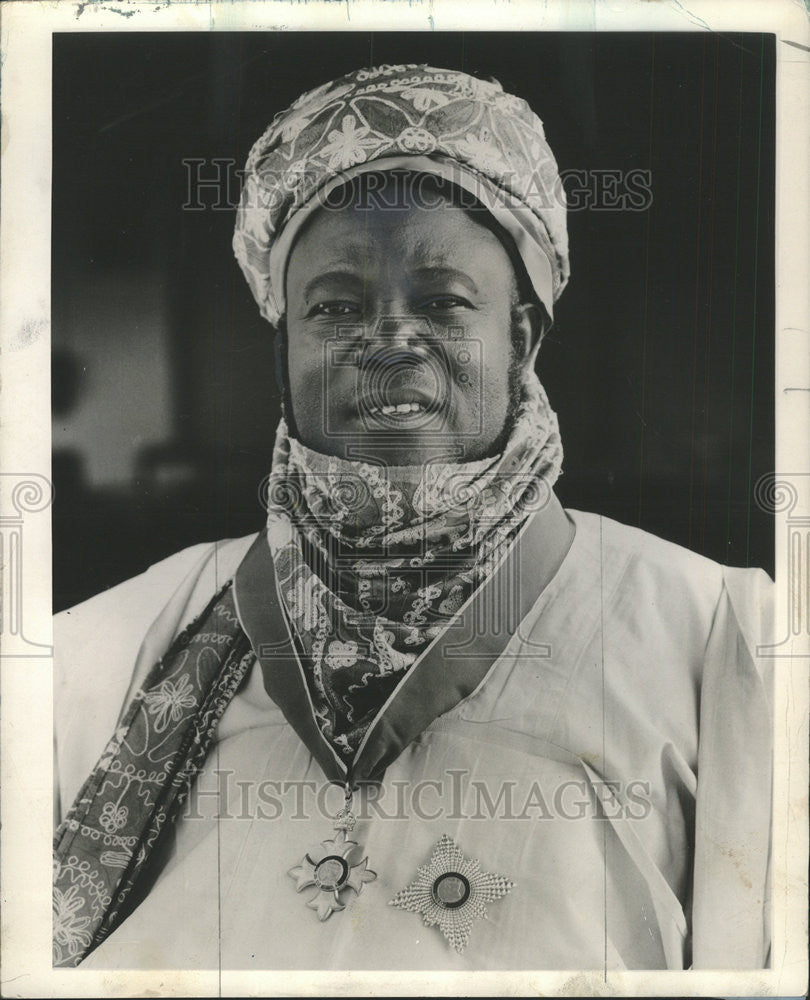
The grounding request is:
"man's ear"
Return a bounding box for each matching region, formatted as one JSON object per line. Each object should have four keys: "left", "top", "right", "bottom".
{"left": 512, "top": 302, "right": 544, "bottom": 369}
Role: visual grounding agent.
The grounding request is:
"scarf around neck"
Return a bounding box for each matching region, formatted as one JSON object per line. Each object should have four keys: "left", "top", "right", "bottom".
{"left": 264, "top": 371, "right": 564, "bottom": 758}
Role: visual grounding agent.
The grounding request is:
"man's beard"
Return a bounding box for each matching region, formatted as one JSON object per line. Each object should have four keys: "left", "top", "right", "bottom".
{"left": 487, "top": 318, "right": 531, "bottom": 458}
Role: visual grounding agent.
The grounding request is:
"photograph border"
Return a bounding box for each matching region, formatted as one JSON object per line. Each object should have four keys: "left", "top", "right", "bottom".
{"left": 1, "top": 1, "right": 807, "bottom": 997}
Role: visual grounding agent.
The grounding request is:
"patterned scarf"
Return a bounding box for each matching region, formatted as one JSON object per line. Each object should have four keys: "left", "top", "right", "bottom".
{"left": 53, "top": 586, "right": 253, "bottom": 967}
{"left": 265, "top": 371, "right": 563, "bottom": 757}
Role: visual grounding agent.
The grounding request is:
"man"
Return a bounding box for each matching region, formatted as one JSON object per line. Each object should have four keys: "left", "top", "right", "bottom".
{"left": 53, "top": 64, "right": 773, "bottom": 970}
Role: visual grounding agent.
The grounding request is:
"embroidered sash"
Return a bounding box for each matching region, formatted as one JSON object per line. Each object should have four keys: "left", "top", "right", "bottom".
{"left": 52, "top": 585, "right": 252, "bottom": 968}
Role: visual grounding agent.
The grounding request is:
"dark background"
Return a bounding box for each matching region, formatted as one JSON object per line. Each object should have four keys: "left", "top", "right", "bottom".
{"left": 52, "top": 32, "right": 775, "bottom": 612}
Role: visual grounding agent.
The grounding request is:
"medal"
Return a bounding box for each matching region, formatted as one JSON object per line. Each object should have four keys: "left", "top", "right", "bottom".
{"left": 389, "top": 834, "right": 514, "bottom": 952}
{"left": 288, "top": 783, "right": 376, "bottom": 920}
{"left": 237, "top": 504, "right": 546, "bottom": 937}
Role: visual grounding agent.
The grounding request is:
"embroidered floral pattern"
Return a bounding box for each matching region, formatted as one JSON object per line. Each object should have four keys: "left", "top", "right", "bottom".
{"left": 143, "top": 673, "right": 197, "bottom": 733}
{"left": 452, "top": 127, "right": 510, "bottom": 175}
{"left": 53, "top": 884, "right": 94, "bottom": 964}
{"left": 396, "top": 125, "right": 437, "bottom": 154}
{"left": 400, "top": 87, "right": 450, "bottom": 112}
{"left": 53, "top": 587, "right": 255, "bottom": 967}
{"left": 285, "top": 571, "right": 326, "bottom": 633}
{"left": 318, "top": 114, "right": 384, "bottom": 170}
{"left": 98, "top": 801, "right": 129, "bottom": 834}
{"left": 325, "top": 639, "right": 359, "bottom": 670}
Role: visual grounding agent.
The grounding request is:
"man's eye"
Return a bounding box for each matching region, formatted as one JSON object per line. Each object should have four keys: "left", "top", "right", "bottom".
{"left": 420, "top": 296, "right": 470, "bottom": 312}
{"left": 312, "top": 301, "right": 361, "bottom": 317}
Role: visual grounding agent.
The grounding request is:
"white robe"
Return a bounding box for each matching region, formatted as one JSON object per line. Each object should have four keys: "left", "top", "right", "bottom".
{"left": 54, "top": 508, "right": 773, "bottom": 970}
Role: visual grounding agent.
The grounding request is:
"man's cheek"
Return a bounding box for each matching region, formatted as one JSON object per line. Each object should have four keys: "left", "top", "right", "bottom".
{"left": 289, "top": 350, "right": 324, "bottom": 401}
{"left": 478, "top": 363, "right": 509, "bottom": 415}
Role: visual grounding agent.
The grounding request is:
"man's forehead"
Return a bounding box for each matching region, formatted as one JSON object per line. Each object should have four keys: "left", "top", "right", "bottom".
{"left": 288, "top": 204, "right": 504, "bottom": 275}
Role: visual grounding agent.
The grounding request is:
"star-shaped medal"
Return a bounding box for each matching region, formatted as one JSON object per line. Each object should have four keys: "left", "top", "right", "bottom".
{"left": 389, "top": 834, "right": 514, "bottom": 952}
{"left": 288, "top": 828, "right": 377, "bottom": 921}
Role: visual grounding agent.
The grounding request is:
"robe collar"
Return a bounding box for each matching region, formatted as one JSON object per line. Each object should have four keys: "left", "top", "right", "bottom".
{"left": 234, "top": 490, "right": 574, "bottom": 786}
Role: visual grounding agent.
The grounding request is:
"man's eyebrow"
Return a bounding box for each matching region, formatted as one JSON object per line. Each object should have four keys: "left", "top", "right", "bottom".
{"left": 303, "top": 270, "right": 367, "bottom": 299}
{"left": 411, "top": 266, "right": 479, "bottom": 295}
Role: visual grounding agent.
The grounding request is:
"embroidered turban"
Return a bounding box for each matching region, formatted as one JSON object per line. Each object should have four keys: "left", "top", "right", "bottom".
{"left": 233, "top": 64, "right": 570, "bottom": 326}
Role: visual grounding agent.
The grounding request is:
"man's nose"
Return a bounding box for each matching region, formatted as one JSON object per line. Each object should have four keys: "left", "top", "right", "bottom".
{"left": 369, "top": 315, "right": 434, "bottom": 352}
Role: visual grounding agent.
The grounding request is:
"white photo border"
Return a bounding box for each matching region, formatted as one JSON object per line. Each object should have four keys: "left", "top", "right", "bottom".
{"left": 0, "top": 1, "right": 807, "bottom": 996}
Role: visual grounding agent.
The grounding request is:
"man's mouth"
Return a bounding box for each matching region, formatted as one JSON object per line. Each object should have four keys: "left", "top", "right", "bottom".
{"left": 364, "top": 400, "right": 430, "bottom": 418}
{"left": 358, "top": 384, "right": 443, "bottom": 422}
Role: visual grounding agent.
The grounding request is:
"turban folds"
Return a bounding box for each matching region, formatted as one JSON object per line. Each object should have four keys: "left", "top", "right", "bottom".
{"left": 233, "top": 64, "right": 570, "bottom": 326}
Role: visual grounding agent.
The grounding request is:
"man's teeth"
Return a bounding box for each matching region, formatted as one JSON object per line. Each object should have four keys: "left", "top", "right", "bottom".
{"left": 370, "top": 402, "right": 426, "bottom": 416}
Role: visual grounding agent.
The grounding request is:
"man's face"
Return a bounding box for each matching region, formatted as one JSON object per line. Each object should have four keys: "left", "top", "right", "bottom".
{"left": 284, "top": 193, "right": 534, "bottom": 465}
